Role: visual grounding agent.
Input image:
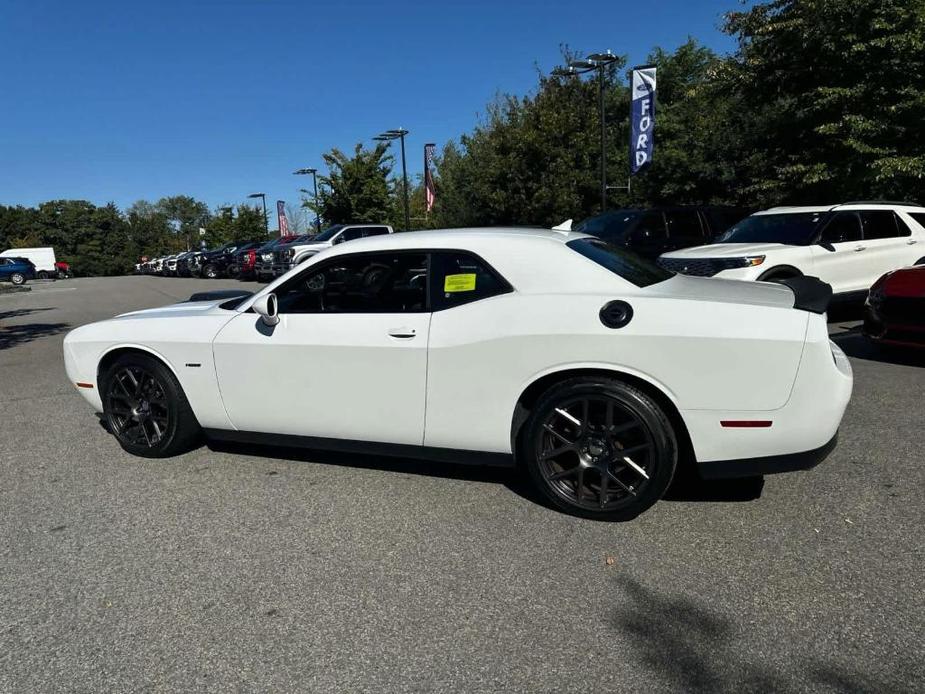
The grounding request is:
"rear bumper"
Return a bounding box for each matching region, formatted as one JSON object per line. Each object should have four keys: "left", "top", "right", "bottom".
{"left": 683, "top": 317, "right": 852, "bottom": 471}
{"left": 699, "top": 432, "right": 838, "bottom": 479}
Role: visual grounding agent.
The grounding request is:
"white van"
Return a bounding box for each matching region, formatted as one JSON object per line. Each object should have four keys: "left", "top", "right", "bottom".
{"left": 0, "top": 247, "right": 57, "bottom": 279}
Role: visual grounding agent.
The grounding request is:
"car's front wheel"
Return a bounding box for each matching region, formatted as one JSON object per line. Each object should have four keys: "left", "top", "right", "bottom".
{"left": 522, "top": 377, "right": 677, "bottom": 521}
{"left": 202, "top": 264, "right": 218, "bottom": 279}
{"left": 101, "top": 353, "right": 201, "bottom": 458}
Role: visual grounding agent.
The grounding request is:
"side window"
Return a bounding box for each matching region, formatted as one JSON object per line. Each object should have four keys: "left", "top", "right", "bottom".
{"left": 908, "top": 212, "right": 925, "bottom": 231}
{"left": 0, "top": 258, "right": 8, "bottom": 266}
{"left": 665, "top": 210, "right": 705, "bottom": 241}
{"left": 362, "top": 227, "right": 389, "bottom": 238}
{"left": 894, "top": 214, "right": 912, "bottom": 237}
{"left": 820, "top": 212, "right": 862, "bottom": 244}
{"left": 860, "top": 210, "right": 900, "bottom": 239}
{"left": 275, "top": 252, "right": 428, "bottom": 314}
{"left": 634, "top": 211, "right": 667, "bottom": 241}
{"left": 431, "top": 251, "right": 511, "bottom": 310}
{"left": 339, "top": 228, "right": 363, "bottom": 243}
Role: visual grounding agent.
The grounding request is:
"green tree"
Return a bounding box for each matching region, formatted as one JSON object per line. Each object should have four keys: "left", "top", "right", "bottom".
{"left": 156, "top": 195, "right": 210, "bottom": 250}
{"left": 310, "top": 143, "right": 394, "bottom": 226}
{"left": 723, "top": 0, "right": 925, "bottom": 204}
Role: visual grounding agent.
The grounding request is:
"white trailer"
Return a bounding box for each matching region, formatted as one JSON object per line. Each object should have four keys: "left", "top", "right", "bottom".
{"left": 0, "top": 247, "right": 57, "bottom": 279}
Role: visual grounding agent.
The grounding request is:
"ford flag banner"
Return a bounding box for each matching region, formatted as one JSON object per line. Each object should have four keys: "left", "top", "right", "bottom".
{"left": 277, "top": 200, "right": 290, "bottom": 236}
{"left": 630, "top": 66, "right": 656, "bottom": 175}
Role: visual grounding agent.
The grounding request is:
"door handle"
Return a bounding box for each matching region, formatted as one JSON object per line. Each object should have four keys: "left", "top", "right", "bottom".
{"left": 853, "top": 245, "right": 866, "bottom": 252}
{"left": 907, "top": 239, "right": 918, "bottom": 245}
{"left": 388, "top": 328, "right": 417, "bottom": 339}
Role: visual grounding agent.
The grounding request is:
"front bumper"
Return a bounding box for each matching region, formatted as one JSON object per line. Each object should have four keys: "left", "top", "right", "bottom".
{"left": 863, "top": 298, "right": 925, "bottom": 348}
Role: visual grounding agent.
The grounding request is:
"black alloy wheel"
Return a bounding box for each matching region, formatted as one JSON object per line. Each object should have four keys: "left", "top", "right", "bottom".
{"left": 203, "top": 264, "right": 218, "bottom": 279}
{"left": 102, "top": 354, "right": 200, "bottom": 458}
{"left": 523, "top": 378, "right": 677, "bottom": 521}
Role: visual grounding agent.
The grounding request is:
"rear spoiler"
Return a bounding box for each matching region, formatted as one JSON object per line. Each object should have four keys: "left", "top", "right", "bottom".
{"left": 187, "top": 289, "right": 253, "bottom": 303}
{"left": 779, "top": 276, "right": 832, "bottom": 315}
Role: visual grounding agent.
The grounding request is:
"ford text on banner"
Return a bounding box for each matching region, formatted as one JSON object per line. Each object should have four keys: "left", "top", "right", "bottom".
{"left": 277, "top": 200, "right": 290, "bottom": 236}
{"left": 630, "top": 66, "right": 656, "bottom": 175}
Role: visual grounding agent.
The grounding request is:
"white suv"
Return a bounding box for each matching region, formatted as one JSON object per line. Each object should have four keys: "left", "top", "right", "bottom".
{"left": 658, "top": 202, "right": 925, "bottom": 298}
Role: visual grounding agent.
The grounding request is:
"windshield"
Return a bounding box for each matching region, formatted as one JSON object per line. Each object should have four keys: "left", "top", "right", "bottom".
{"left": 715, "top": 212, "right": 826, "bottom": 245}
{"left": 573, "top": 210, "right": 644, "bottom": 238}
{"left": 311, "top": 225, "right": 346, "bottom": 242}
{"left": 567, "top": 238, "right": 673, "bottom": 288}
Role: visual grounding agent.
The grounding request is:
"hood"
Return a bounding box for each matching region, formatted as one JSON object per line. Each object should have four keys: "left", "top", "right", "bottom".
{"left": 662, "top": 242, "right": 794, "bottom": 259}
{"left": 292, "top": 241, "right": 331, "bottom": 252}
{"left": 647, "top": 273, "right": 795, "bottom": 310}
{"left": 114, "top": 300, "right": 231, "bottom": 320}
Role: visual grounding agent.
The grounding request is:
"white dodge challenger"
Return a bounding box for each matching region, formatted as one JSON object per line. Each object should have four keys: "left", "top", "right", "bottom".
{"left": 64, "top": 228, "right": 853, "bottom": 520}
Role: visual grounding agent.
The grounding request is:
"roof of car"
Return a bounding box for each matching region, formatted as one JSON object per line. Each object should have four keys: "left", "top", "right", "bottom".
{"left": 759, "top": 202, "right": 925, "bottom": 215}
{"left": 327, "top": 227, "right": 589, "bottom": 252}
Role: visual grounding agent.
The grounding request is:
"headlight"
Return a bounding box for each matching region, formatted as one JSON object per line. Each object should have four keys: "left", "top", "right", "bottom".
{"left": 262, "top": 253, "right": 273, "bottom": 261}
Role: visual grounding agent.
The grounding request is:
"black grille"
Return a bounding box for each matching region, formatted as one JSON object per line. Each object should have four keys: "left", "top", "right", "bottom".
{"left": 876, "top": 297, "right": 925, "bottom": 326}
{"left": 657, "top": 257, "right": 745, "bottom": 277}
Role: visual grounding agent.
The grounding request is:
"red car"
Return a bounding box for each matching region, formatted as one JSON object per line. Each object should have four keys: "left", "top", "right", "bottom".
{"left": 864, "top": 265, "right": 925, "bottom": 348}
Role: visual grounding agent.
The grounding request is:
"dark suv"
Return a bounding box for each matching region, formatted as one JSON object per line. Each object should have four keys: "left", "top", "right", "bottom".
{"left": 573, "top": 206, "right": 750, "bottom": 260}
{"left": 199, "top": 241, "right": 261, "bottom": 279}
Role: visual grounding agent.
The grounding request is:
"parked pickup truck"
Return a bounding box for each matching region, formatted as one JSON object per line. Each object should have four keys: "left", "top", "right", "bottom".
{"left": 270, "top": 224, "right": 393, "bottom": 278}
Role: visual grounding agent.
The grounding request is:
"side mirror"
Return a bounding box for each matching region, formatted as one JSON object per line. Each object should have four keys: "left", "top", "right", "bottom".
{"left": 818, "top": 240, "right": 836, "bottom": 252}
{"left": 252, "top": 293, "right": 279, "bottom": 326}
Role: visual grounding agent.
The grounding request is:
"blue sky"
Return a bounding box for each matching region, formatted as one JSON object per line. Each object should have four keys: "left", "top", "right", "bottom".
{"left": 0, "top": 0, "right": 738, "bottom": 213}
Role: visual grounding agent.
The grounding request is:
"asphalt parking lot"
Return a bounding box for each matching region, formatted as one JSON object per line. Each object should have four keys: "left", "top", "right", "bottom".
{"left": 1, "top": 276, "right": 923, "bottom": 693}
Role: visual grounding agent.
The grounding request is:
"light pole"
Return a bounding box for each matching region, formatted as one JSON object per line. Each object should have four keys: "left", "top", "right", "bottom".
{"left": 553, "top": 50, "right": 620, "bottom": 212}
{"left": 247, "top": 192, "right": 269, "bottom": 236}
{"left": 374, "top": 128, "right": 411, "bottom": 232}
{"left": 293, "top": 168, "right": 321, "bottom": 234}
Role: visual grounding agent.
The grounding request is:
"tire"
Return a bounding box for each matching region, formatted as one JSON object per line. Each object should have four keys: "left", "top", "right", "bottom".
{"left": 521, "top": 377, "right": 677, "bottom": 521}
{"left": 10, "top": 272, "right": 26, "bottom": 286}
{"left": 101, "top": 353, "right": 201, "bottom": 458}
{"left": 37, "top": 271, "right": 48, "bottom": 280}
{"left": 203, "top": 264, "right": 218, "bottom": 279}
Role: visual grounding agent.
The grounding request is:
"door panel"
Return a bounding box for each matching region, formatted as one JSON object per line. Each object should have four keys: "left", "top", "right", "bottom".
{"left": 213, "top": 312, "right": 430, "bottom": 444}
{"left": 812, "top": 212, "right": 868, "bottom": 293}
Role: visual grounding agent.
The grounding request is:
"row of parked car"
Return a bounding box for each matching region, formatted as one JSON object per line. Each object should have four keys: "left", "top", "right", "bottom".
{"left": 135, "top": 224, "right": 395, "bottom": 282}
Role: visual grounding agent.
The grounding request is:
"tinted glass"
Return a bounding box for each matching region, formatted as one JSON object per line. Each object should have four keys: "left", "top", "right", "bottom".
{"left": 567, "top": 238, "right": 673, "bottom": 288}
{"left": 908, "top": 213, "right": 925, "bottom": 230}
{"left": 340, "top": 228, "right": 363, "bottom": 242}
{"left": 821, "top": 212, "right": 862, "bottom": 243}
{"left": 363, "top": 227, "right": 390, "bottom": 237}
{"left": 665, "top": 210, "right": 704, "bottom": 240}
{"left": 860, "top": 210, "right": 900, "bottom": 239}
{"left": 431, "top": 252, "right": 511, "bottom": 310}
{"left": 574, "top": 210, "right": 644, "bottom": 240}
{"left": 276, "top": 252, "right": 428, "bottom": 314}
{"left": 634, "top": 211, "right": 668, "bottom": 240}
{"left": 894, "top": 214, "right": 912, "bottom": 237}
{"left": 717, "top": 212, "right": 825, "bottom": 245}
{"left": 311, "top": 225, "right": 346, "bottom": 242}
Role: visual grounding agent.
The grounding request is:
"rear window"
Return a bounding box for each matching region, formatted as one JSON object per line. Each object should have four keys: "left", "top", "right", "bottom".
{"left": 567, "top": 238, "right": 673, "bottom": 287}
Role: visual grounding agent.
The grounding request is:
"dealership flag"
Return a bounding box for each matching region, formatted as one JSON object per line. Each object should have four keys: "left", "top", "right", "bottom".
{"left": 277, "top": 200, "right": 290, "bottom": 236}
{"left": 630, "top": 66, "right": 657, "bottom": 175}
{"left": 424, "top": 143, "right": 436, "bottom": 212}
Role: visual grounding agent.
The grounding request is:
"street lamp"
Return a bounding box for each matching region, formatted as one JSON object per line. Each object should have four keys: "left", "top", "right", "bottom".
{"left": 293, "top": 167, "right": 322, "bottom": 234}
{"left": 374, "top": 128, "right": 411, "bottom": 232}
{"left": 247, "top": 192, "right": 269, "bottom": 236}
{"left": 553, "top": 50, "right": 620, "bottom": 211}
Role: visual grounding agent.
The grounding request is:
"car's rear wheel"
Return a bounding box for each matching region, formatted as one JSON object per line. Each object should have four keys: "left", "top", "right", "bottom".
{"left": 37, "top": 271, "right": 48, "bottom": 280}
{"left": 10, "top": 272, "right": 26, "bottom": 285}
{"left": 522, "top": 378, "right": 677, "bottom": 521}
{"left": 102, "top": 354, "right": 200, "bottom": 458}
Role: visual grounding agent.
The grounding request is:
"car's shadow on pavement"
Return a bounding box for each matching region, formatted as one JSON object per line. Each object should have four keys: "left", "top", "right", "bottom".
{"left": 0, "top": 308, "right": 69, "bottom": 351}
{"left": 205, "top": 439, "right": 765, "bottom": 514}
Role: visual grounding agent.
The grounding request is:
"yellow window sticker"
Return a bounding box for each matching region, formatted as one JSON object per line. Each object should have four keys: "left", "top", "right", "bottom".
{"left": 444, "top": 273, "right": 477, "bottom": 293}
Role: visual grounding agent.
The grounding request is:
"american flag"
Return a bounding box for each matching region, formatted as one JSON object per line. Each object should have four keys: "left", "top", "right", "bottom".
{"left": 424, "top": 143, "right": 436, "bottom": 212}
{"left": 277, "top": 200, "right": 290, "bottom": 236}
